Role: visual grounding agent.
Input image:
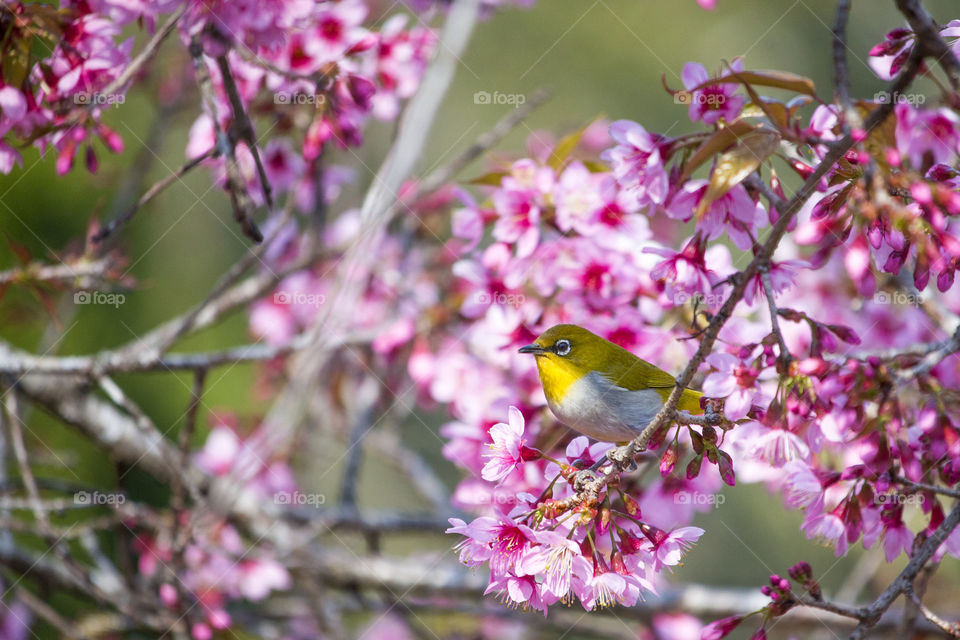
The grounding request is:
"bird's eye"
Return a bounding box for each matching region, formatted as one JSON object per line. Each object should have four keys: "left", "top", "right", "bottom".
{"left": 554, "top": 339, "right": 571, "bottom": 356}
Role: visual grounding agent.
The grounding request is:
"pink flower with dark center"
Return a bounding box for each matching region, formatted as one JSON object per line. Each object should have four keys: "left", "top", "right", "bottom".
{"left": 667, "top": 181, "right": 767, "bottom": 251}
{"left": 646, "top": 234, "right": 732, "bottom": 309}
{"left": 516, "top": 530, "right": 592, "bottom": 600}
{"left": 681, "top": 59, "right": 746, "bottom": 125}
{"left": 489, "top": 521, "right": 538, "bottom": 578}
{"left": 895, "top": 103, "right": 960, "bottom": 170}
{"left": 702, "top": 353, "right": 760, "bottom": 420}
{"left": 492, "top": 187, "right": 541, "bottom": 258}
{"left": 602, "top": 120, "right": 669, "bottom": 208}
{"left": 743, "top": 259, "right": 806, "bottom": 305}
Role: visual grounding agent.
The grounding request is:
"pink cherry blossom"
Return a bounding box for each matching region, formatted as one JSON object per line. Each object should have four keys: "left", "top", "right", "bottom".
{"left": 895, "top": 103, "right": 960, "bottom": 170}
{"left": 482, "top": 406, "right": 530, "bottom": 483}
{"left": 516, "top": 529, "right": 592, "bottom": 600}
{"left": 702, "top": 353, "right": 760, "bottom": 421}
{"left": 667, "top": 182, "right": 767, "bottom": 250}
{"left": 681, "top": 59, "right": 746, "bottom": 125}
{"left": 602, "top": 120, "right": 669, "bottom": 207}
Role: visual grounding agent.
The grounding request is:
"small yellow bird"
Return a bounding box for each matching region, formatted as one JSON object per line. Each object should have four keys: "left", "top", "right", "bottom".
{"left": 519, "top": 324, "right": 703, "bottom": 443}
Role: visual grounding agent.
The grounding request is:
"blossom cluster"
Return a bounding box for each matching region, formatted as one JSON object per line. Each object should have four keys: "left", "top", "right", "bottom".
{"left": 134, "top": 417, "right": 296, "bottom": 639}
{"left": 0, "top": 0, "right": 435, "bottom": 199}
{"left": 248, "top": 35, "right": 960, "bottom": 613}
{"left": 399, "top": 45, "right": 959, "bottom": 615}
{"left": 448, "top": 408, "right": 706, "bottom": 612}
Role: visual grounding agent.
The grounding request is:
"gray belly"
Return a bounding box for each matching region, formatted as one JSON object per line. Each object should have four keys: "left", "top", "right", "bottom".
{"left": 548, "top": 371, "right": 665, "bottom": 442}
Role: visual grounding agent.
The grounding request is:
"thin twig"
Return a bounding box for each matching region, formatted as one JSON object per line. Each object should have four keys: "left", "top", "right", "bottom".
{"left": 93, "top": 148, "right": 216, "bottom": 243}
{"left": 761, "top": 265, "right": 793, "bottom": 368}
{"left": 0, "top": 258, "right": 115, "bottom": 286}
{"left": 2, "top": 391, "right": 53, "bottom": 536}
{"left": 832, "top": 0, "right": 853, "bottom": 114}
{"left": 97, "top": 5, "right": 186, "bottom": 100}
{"left": 216, "top": 53, "right": 274, "bottom": 208}
{"left": 848, "top": 500, "right": 960, "bottom": 638}
{"left": 895, "top": 0, "right": 960, "bottom": 90}
{"left": 906, "top": 589, "right": 960, "bottom": 637}
{"left": 413, "top": 87, "right": 551, "bottom": 197}
{"left": 189, "top": 37, "right": 263, "bottom": 242}
{"left": 896, "top": 324, "right": 960, "bottom": 382}
{"left": 894, "top": 475, "right": 960, "bottom": 499}
{"left": 796, "top": 595, "right": 865, "bottom": 620}
{"left": 568, "top": 49, "right": 925, "bottom": 507}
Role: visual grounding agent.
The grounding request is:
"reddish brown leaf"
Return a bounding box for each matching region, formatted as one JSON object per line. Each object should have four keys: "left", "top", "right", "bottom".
{"left": 696, "top": 129, "right": 781, "bottom": 219}
{"left": 691, "top": 69, "right": 818, "bottom": 98}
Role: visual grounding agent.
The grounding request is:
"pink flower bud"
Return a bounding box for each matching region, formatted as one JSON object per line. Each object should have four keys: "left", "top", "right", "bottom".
{"left": 192, "top": 623, "right": 212, "bottom": 640}
{"left": 159, "top": 583, "right": 178, "bottom": 607}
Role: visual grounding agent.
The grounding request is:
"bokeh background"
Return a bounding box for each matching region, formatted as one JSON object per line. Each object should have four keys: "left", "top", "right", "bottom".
{"left": 2, "top": 0, "right": 959, "bottom": 637}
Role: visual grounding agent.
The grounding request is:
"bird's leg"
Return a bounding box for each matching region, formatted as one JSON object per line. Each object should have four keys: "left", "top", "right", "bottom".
{"left": 587, "top": 454, "right": 610, "bottom": 471}
{"left": 575, "top": 445, "right": 638, "bottom": 490}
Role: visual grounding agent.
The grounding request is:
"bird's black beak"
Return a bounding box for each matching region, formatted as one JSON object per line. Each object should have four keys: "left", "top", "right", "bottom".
{"left": 518, "top": 344, "right": 546, "bottom": 355}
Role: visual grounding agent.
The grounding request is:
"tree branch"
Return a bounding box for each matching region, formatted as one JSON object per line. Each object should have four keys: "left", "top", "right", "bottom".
{"left": 895, "top": 0, "right": 960, "bottom": 90}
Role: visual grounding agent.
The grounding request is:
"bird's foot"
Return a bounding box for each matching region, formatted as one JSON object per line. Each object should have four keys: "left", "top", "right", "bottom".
{"left": 609, "top": 443, "right": 637, "bottom": 471}
{"left": 573, "top": 469, "right": 597, "bottom": 493}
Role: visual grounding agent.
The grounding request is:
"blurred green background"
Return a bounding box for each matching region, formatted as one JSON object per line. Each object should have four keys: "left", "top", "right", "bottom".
{"left": 2, "top": 0, "right": 959, "bottom": 636}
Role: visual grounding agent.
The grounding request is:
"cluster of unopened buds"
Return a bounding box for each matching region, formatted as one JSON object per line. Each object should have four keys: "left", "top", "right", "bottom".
{"left": 702, "top": 562, "right": 824, "bottom": 639}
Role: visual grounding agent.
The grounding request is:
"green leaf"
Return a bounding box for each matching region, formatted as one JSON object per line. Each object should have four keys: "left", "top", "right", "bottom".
{"left": 546, "top": 126, "right": 588, "bottom": 172}
{"left": 582, "top": 160, "right": 609, "bottom": 173}
{"left": 2, "top": 38, "right": 32, "bottom": 88}
{"left": 466, "top": 171, "right": 507, "bottom": 186}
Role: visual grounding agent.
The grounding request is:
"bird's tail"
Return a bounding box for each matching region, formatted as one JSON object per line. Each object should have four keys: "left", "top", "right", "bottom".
{"left": 678, "top": 388, "right": 704, "bottom": 414}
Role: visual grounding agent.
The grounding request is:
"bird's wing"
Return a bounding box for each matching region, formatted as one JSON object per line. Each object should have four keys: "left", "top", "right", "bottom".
{"left": 599, "top": 356, "right": 679, "bottom": 391}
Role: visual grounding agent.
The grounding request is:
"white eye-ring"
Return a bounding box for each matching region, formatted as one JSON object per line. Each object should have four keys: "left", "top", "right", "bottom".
{"left": 554, "top": 339, "right": 571, "bottom": 356}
